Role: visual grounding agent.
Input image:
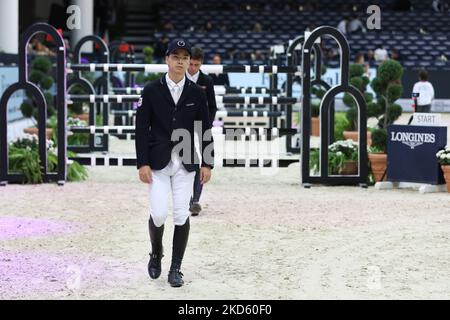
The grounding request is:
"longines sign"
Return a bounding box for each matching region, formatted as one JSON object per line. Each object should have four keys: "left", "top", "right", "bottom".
{"left": 390, "top": 131, "right": 436, "bottom": 149}
{"left": 387, "top": 125, "right": 447, "bottom": 184}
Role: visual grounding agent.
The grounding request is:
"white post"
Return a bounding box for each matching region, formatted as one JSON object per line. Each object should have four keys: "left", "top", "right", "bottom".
{"left": 70, "top": 0, "right": 94, "bottom": 52}
{"left": 0, "top": 0, "right": 19, "bottom": 54}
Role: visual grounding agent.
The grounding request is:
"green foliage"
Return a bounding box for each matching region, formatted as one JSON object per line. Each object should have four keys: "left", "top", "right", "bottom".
{"left": 143, "top": 46, "right": 154, "bottom": 64}
{"left": 371, "top": 128, "right": 388, "bottom": 153}
{"left": 29, "top": 70, "right": 45, "bottom": 85}
{"left": 309, "top": 148, "right": 320, "bottom": 174}
{"left": 31, "top": 56, "right": 52, "bottom": 73}
{"left": 385, "top": 103, "right": 403, "bottom": 126}
{"left": 344, "top": 64, "right": 374, "bottom": 131}
{"left": 8, "top": 135, "right": 89, "bottom": 184}
{"left": 387, "top": 84, "right": 403, "bottom": 103}
{"left": 349, "top": 63, "right": 364, "bottom": 78}
{"left": 361, "top": 76, "right": 370, "bottom": 88}
{"left": 40, "top": 76, "right": 54, "bottom": 90}
{"left": 377, "top": 60, "right": 403, "bottom": 84}
{"left": 364, "top": 92, "right": 374, "bottom": 104}
{"left": 334, "top": 112, "right": 349, "bottom": 141}
{"left": 350, "top": 77, "right": 364, "bottom": 92}
{"left": 311, "top": 102, "right": 320, "bottom": 117}
{"left": 20, "top": 102, "right": 33, "bottom": 118}
{"left": 135, "top": 72, "right": 162, "bottom": 85}
{"left": 345, "top": 107, "right": 358, "bottom": 131}
{"left": 309, "top": 140, "right": 359, "bottom": 175}
{"left": 21, "top": 55, "right": 56, "bottom": 122}
{"left": 368, "top": 60, "right": 404, "bottom": 151}
{"left": 343, "top": 92, "right": 356, "bottom": 109}
{"left": 68, "top": 84, "right": 87, "bottom": 115}
{"left": 312, "top": 86, "right": 326, "bottom": 99}
{"left": 367, "top": 102, "right": 382, "bottom": 118}
{"left": 134, "top": 46, "right": 162, "bottom": 85}
{"left": 67, "top": 152, "right": 89, "bottom": 181}
{"left": 9, "top": 146, "right": 43, "bottom": 183}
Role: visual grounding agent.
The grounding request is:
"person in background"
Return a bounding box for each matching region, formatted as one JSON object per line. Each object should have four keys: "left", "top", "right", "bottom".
{"left": 186, "top": 47, "right": 218, "bottom": 216}
{"left": 412, "top": 69, "right": 435, "bottom": 113}
{"left": 374, "top": 45, "right": 389, "bottom": 62}
{"left": 209, "top": 54, "right": 230, "bottom": 86}
{"left": 153, "top": 35, "right": 169, "bottom": 64}
{"left": 390, "top": 48, "right": 402, "bottom": 62}
{"left": 347, "top": 14, "right": 366, "bottom": 33}
{"left": 337, "top": 17, "right": 348, "bottom": 35}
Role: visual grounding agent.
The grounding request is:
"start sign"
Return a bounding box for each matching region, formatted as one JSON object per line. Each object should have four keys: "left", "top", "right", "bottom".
{"left": 409, "top": 113, "right": 442, "bottom": 127}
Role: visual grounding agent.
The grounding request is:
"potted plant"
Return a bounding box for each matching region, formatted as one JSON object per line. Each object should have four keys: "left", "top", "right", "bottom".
{"left": 436, "top": 146, "right": 450, "bottom": 192}
{"left": 8, "top": 134, "right": 89, "bottom": 184}
{"left": 21, "top": 56, "right": 56, "bottom": 139}
{"left": 309, "top": 139, "right": 359, "bottom": 175}
{"left": 343, "top": 63, "right": 374, "bottom": 145}
{"left": 368, "top": 60, "right": 404, "bottom": 182}
{"left": 328, "top": 139, "right": 359, "bottom": 175}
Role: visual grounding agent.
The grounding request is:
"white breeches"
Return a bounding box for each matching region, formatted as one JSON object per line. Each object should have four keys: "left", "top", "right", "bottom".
{"left": 148, "top": 156, "right": 195, "bottom": 227}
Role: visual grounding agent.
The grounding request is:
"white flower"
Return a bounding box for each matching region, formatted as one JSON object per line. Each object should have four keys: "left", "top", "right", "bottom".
{"left": 336, "top": 151, "right": 343, "bottom": 156}
{"left": 441, "top": 154, "right": 448, "bottom": 160}
{"left": 447, "top": 154, "right": 450, "bottom": 160}
{"left": 437, "top": 150, "right": 444, "bottom": 157}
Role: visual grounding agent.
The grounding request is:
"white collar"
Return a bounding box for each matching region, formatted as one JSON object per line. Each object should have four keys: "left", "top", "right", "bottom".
{"left": 187, "top": 71, "right": 200, "bottom": 83}
{"left": 166, "top": 73, "right": 186, "bottom": 90}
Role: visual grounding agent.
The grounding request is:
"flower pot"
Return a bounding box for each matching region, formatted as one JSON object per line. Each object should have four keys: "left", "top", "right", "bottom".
{"left": 340, "top": 160, "right": 358, "bottom": 175}
{"left": 311, "top": 117, "right": 320, "bottom": 137}
{"left": 74, "top": 113, "right": 89, "bottom": 122}
{"left": 343, "top": 131, "right": 372, "bottom": 147}
{"left": 441, "top": 165, "right": 450, "bottom": 193}
{"left": 24, "top": 127, "right": 53, "bottom": 140}
{"left": 368, "top": 153, "right": 387, "bottom": 182}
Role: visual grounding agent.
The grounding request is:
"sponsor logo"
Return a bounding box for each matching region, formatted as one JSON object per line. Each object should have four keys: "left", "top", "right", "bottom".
{"left": 390, "top": 131, "right": 436, "bottom": 149}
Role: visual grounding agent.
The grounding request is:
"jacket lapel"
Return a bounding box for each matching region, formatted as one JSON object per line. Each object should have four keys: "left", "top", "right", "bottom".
{"left": 176, "top": 80, "right": 191, "bottom": 109}
{"left": 159, "top": 76, "right": 176, "bottom": 108}
{"left": 197, "top": 71, "right": 205, "bottom": 85}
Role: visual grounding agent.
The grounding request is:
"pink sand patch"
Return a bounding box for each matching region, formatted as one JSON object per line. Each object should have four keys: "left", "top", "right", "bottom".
{"left": 0, "top": 216, "right": 79, "bottom": 240}
{"left": 0, "top": 250, "right": 118, "bottom": 299}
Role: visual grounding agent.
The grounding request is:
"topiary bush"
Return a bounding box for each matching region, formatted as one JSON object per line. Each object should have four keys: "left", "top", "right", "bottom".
{"left": 21, "top": 56, "right": 56, "bottom": 123}
{"left": 344, "top": 63, "right": 373, "bottom": 131}
{"left": 369, "top": 60, "right": 404, "bottom": 152}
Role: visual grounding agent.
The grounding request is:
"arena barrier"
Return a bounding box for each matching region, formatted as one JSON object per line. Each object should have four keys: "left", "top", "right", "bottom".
{"left": 0, "top": 23, "right": 369, "bottom": 186}
{"left": 0, "top": 23, "right": 67, "bottom": 185}
{"left": 300, "top": 26, "right": 368, "bottom": 187}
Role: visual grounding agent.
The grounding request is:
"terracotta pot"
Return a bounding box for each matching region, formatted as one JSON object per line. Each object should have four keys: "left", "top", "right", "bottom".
{"left": 343, "top": 131, "right": 372, "bottom": 147}
{"left": 74, "top": 113, "right": 89, "bottom": 122}
{"left": 441, "top": 165, "right": 450, "bottom": 193}
{"left": 311, "top": 117, "right": 320, "bottom": 136}
{"left": 340, "top": 160, "right": 358, "bottom": 175}
{"left": 23, "top": 127, "right": 53, "bottom": 140}
{"left": 368, "top": 153, "right": 387, "bottom": 182}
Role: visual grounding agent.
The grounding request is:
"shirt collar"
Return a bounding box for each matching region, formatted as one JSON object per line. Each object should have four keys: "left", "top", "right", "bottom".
{"left": 187, "top": 71, "right": 200, "bottom": 83}
{"left": 166, "top": 73, "right": 186, "bottom": 90}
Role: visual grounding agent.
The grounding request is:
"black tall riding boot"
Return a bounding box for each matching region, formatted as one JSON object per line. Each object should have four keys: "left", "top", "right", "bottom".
{"left": 148, "top": 217, "right": 164, "bottom": 279}
{"left": 168, "top": 218, "right": 190, "bottom": 287}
